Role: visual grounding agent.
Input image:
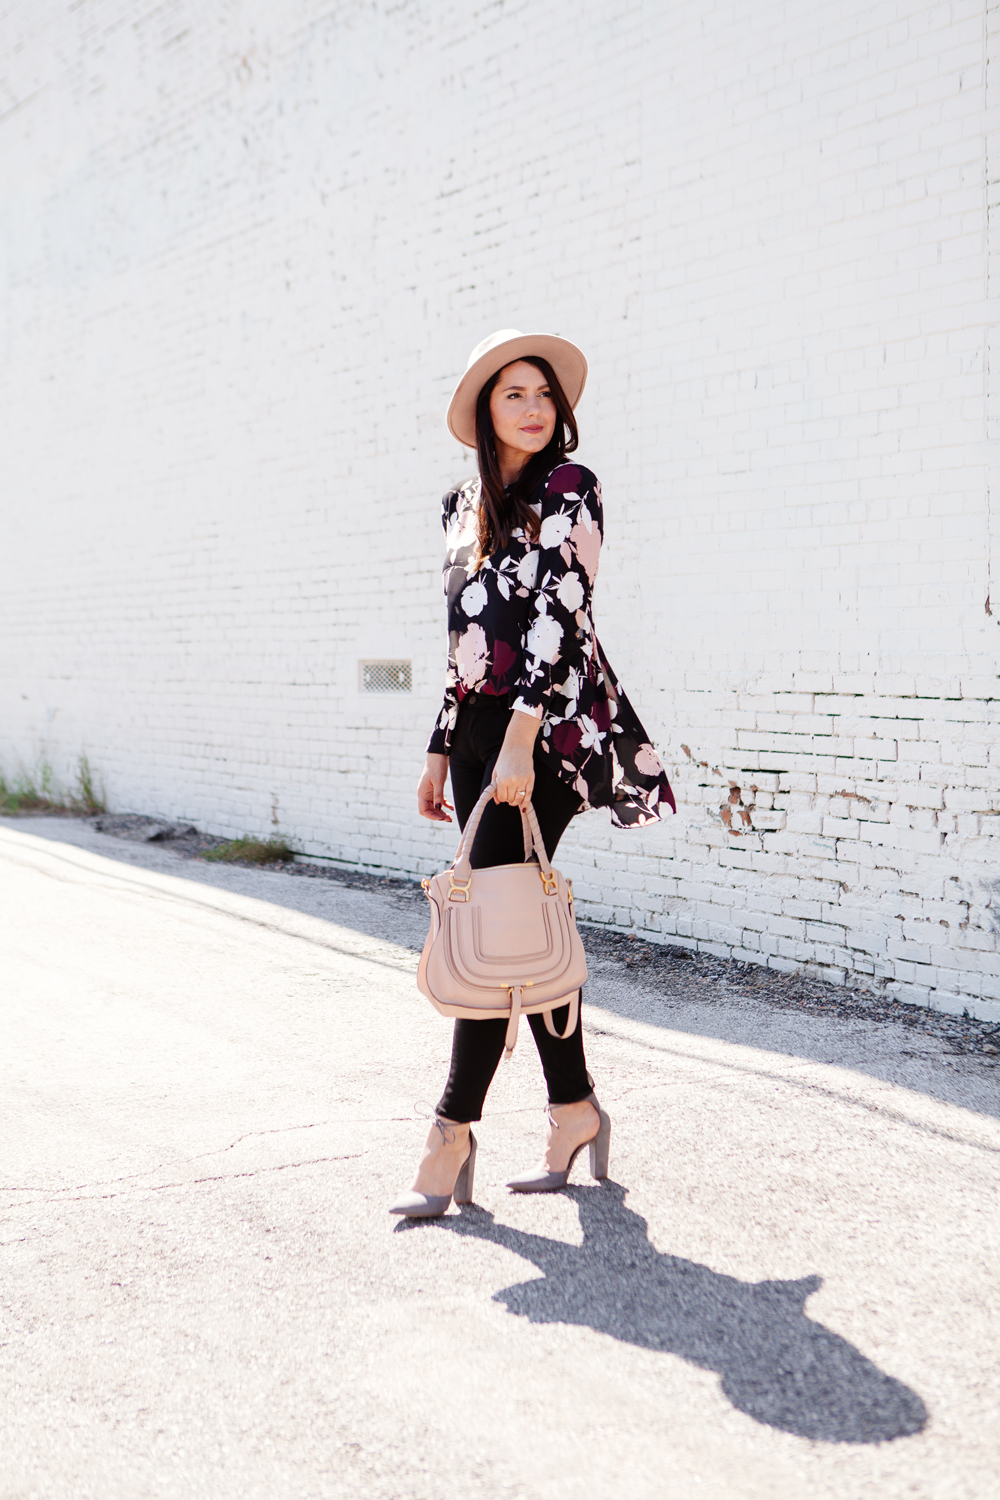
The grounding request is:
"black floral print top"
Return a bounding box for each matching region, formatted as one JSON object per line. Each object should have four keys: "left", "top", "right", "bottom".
{"left": 427, "top": 461, "right": 675, "bottom": 827}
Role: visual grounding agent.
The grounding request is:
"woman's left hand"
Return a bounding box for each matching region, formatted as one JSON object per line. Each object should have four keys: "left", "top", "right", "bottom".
{"left": 493, "top": 709, "right": 541, "bottom": 806}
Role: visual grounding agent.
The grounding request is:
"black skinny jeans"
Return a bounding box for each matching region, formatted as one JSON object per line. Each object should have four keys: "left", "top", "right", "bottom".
{"left": 435, "top": 692, "right": 592, "bottom": 1123}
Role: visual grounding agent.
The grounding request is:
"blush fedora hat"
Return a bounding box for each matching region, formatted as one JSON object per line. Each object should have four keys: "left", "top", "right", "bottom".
{"left": 446, "top": 329, "right": 588, "bottom": 448}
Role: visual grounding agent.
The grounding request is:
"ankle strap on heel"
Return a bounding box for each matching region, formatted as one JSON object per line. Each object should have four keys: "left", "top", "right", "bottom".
{"left": 416, "top": 1103, "right": 463, "bottom": 1144}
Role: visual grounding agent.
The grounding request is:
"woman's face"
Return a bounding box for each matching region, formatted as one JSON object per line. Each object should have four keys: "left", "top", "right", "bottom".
{"left": 488, "top": 360, "right": 557, "bottom": 466}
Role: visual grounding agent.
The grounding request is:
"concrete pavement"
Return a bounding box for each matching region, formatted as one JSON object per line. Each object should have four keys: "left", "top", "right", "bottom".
{"left": 1, "top": 816, "right": 998, "bottom": 1499}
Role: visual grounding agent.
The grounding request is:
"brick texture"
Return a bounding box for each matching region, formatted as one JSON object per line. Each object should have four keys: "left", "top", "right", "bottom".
{"left": 1, "top": 0, "right": 998, "bottom": 1018}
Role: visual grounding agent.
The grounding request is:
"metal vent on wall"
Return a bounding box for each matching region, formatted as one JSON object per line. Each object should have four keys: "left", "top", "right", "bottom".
{"left": 360, "top": 659, "right": 412, "bottom": 694}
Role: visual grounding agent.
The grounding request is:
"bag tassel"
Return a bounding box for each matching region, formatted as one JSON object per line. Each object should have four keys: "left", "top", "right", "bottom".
{"left": 503, "top": 986, "right": 524, "bottom": 1059}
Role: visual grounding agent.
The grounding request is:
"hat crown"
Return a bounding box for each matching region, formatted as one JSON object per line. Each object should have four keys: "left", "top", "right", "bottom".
{"left": 466, "top": 329, "right": 524, "bottom": 371}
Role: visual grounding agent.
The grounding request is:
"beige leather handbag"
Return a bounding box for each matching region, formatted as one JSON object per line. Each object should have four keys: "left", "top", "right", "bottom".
{"left": 417, "top": 784, "right": 588, "bottom": 1056}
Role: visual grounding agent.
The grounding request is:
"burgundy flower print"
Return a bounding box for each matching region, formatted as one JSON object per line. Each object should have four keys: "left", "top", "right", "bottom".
{"left": 491, "top": 638, "right": 518, "bottom": 690}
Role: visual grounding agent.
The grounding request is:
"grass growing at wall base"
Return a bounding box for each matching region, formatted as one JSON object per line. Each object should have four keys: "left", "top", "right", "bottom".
{"left": 0, "top": 755, "right": 106, "bottom": 815}
{"left": 203, "top": 836, "right": 296, "bottom": 865}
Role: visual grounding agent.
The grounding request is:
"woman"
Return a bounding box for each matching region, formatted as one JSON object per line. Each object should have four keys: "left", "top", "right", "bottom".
{"left": 390, "top": 329, "right": 675, "bottom": 1218}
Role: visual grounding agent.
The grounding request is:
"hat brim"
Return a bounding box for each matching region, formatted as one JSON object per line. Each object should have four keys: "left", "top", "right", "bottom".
{"left": 446, "top": 333, "right": 588, "bottom": 449}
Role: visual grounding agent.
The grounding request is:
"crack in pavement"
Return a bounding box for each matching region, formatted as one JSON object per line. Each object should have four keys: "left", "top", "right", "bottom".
{"left": 0, "top": 1108, "right": 548, "bottom": 1202}
{"left": 1, "top": 1152, "right": 368, "bottom": 1211}
{"left": 0, "top": 1119, "right": 356, "bottom": 1195}
{"left": 0, "top": 1113, "right": 430, "bottom": 1198}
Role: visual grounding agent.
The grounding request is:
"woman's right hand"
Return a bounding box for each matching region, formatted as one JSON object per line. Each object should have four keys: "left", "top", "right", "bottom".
{"left": 417, "top": 754, "right": 453, "bottom": 822}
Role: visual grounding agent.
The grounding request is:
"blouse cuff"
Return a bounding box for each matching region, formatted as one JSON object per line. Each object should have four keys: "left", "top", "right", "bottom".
{"left": 510, "top": 695, "right": 544, "bottom": 720}
{"left": 426, "top": 713, "right": 449, "bottom": 756}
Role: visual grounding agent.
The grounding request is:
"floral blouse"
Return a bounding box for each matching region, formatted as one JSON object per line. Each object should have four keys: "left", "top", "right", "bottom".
{"left": 427, "top": 462, "right": 675, "bottom": 828}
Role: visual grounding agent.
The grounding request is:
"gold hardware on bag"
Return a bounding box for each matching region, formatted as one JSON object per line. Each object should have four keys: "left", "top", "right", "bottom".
{"left": 447, "top": 872, "right": 473, "bottom": 902}
{"left": 567, "top": 879, "right": 574, "bottom": 907}
{"left": 421, "top": 878, "right": 430, "bottom": 893}
{"left": 539, "top": 868, "right": 558, "bottom": 896}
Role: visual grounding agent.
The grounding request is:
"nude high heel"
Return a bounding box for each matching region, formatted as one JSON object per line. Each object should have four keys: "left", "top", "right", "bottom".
{"left": 506, "top": 1091, "right": 610, "bottom": 1193}
{"left": 389, "top": 1119, "right": 477, "bottom": 1218}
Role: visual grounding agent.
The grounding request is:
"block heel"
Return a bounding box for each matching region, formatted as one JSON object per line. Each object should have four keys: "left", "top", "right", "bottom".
{"left": 452, "top": 1131, "right": 477, "bottom": 1204}
{"left": 588, "top": 1102, "right": 611, "bottom": 1179}
{"left": 507, "top": 1092, "right": 610, "bottom": 1193}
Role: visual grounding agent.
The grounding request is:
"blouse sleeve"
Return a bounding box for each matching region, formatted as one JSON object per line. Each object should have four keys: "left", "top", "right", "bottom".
{"left": 510, "top": 466, "right": 603, "bottom": 720}
{"left": 426, "top": 488, "right": 461, "bottom": 755}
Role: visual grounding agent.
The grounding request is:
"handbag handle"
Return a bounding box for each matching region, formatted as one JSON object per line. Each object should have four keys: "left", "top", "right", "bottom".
{"left": 451, "top": 784, "right": 554, "bottom": 883}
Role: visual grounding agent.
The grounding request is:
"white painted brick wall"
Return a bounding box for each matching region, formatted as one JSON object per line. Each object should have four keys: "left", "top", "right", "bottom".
{"left": 2, "top": 0, "right": 999, "bottom": 1018}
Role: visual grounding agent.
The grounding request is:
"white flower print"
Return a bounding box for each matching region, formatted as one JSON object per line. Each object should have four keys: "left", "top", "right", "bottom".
{"left": 454, "top": 623, "right": 488, "bottom": 688}
{"left": 556, "top": 666, "right": 581, "bottom": 714}
{"left": 516, "top": 551, "right": 539, "bottom": 589}
{"left": 577, "top": 714, "right": 605, "bottom": 752}
{"left": 448, "top": 496, "right": 479, "bottom": 552}
{"left": 539, "top": 510, "right": 573, "bottom": 549}
{"left": 555, "top": 570, "right": 585, "bottom": 612}
{"left": 460, "top": 579, "right": 488, "bottom": 617}
{"left": 526, "top": 610, "right": 563, "bottom": 665}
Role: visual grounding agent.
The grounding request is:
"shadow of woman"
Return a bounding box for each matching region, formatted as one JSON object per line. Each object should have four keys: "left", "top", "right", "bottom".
{"left": 401, "top": 1181, "right": 926, "bottom": 1444}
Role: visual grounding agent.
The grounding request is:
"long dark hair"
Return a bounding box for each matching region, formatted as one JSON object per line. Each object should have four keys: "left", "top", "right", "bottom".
{"left": 474, "top": 355, "right": 579, "bottom": 561}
